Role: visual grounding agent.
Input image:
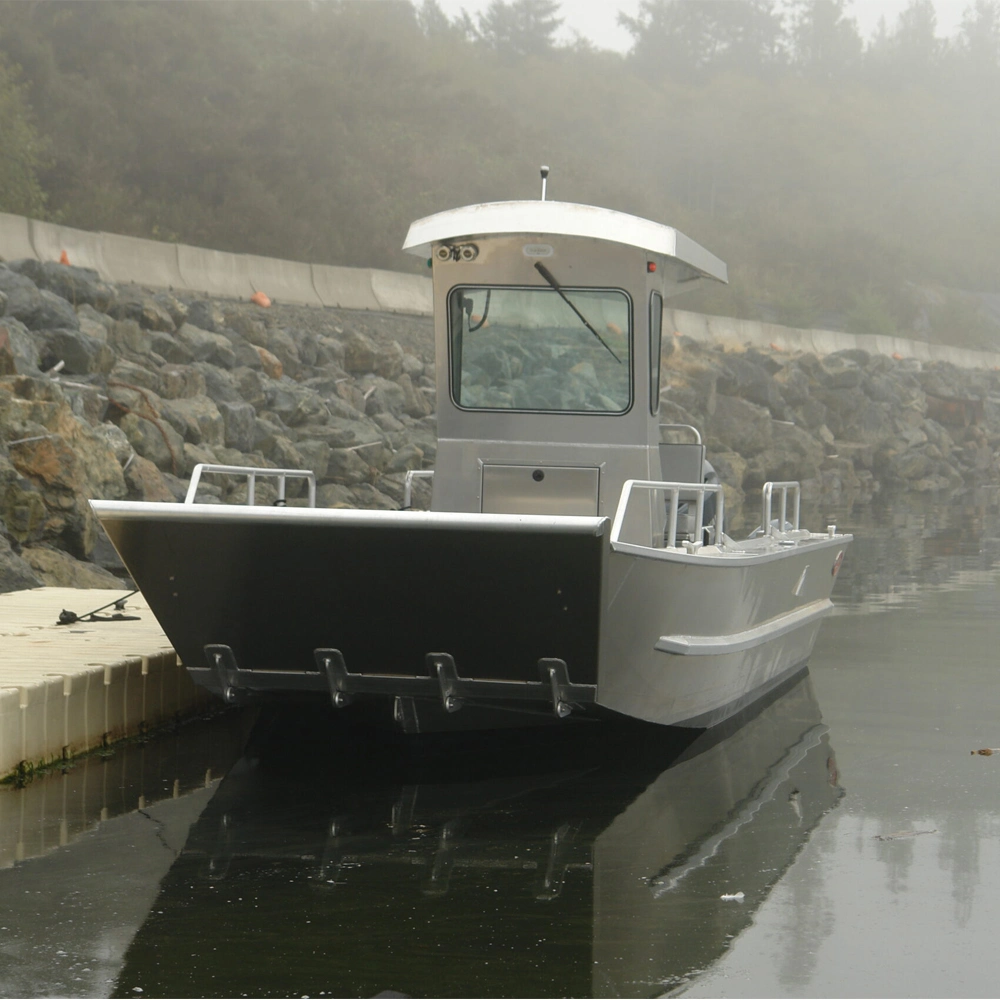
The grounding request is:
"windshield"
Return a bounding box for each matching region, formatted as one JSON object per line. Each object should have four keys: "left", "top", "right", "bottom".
{"left": 448, "top": 286, "right": 632, "bottom": 412}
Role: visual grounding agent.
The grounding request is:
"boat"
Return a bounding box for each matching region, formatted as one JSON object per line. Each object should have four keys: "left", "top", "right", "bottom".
{"left": 92, "top": 170, "right": 851, "bottom": 732}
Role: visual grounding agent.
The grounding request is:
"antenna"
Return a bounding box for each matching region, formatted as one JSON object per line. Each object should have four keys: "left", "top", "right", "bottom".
{"left": 540, "top": 165, "right": 549, "bottom": 201}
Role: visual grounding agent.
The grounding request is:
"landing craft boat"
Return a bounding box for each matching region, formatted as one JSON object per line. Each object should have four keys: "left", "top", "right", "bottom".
{"left": 92, "top": 171, "right": 851, "bottom": 733}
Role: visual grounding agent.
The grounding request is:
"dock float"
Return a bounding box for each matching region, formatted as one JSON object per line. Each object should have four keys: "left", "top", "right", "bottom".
{"left": 0, "top": 587, "right": 212, "bottom": 781}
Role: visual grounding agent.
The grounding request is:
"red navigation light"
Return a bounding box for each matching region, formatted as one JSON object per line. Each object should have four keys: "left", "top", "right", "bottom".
{"left": 647, "top": 261, "right": 657, "bottom": 273}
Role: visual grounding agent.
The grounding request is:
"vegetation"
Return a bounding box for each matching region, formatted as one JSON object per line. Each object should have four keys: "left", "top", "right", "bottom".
{"left": 0, "top": 0, "right": 997, "bottom": 346}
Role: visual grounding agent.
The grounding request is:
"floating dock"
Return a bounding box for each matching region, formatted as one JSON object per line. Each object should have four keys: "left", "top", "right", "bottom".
{"left": 0, "top": 587, "right": 211, "bottom": 781}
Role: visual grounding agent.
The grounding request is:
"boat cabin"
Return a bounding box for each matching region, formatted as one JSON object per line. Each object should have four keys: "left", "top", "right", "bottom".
{"left": 402, "top": 197, "right": 728, "bottom": 518}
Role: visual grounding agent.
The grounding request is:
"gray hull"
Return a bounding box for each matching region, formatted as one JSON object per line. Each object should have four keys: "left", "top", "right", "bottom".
{"left": 92, "top": 500, "right": 847, "bottom": 730}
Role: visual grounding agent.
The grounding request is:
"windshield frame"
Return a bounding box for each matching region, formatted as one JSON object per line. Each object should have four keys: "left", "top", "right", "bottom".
{"left": 446, "top": 283, "right": 634, "bottom": 416}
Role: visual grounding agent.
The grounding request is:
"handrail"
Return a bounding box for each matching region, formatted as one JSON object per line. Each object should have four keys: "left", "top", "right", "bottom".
{"left": 184, "top": 463, "right": 317, "bottom": 507}
{"left": 761, "top": 481, "right": 800, "bottom": 536}
{"left": 659, "top": 423, "right": 702, "bottom": 444}
{"left": 610, "top": 479, "right": 724, "bottom": 552}
{"left": 403, "top": 469, "right": 435, "bottom": 508}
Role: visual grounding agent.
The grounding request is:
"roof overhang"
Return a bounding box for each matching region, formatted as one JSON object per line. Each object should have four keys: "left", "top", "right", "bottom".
{"left": 402, "top": 200, "right": 727, "bottom": 284}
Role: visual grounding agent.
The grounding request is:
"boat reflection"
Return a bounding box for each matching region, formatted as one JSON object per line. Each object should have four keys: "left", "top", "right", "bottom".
{"left": 113, "top": 675, "right": 842, "bottom": 999}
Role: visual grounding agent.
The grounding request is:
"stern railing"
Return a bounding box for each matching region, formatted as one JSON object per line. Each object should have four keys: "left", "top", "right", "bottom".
{"left": 610, "top": 479, "right": 725, "bottom": 554}
{"left": 185, "top": 463, "right": 317, "bottom": 507}
{"left": 761, "top": 481, "right": 800, "bottom": 536}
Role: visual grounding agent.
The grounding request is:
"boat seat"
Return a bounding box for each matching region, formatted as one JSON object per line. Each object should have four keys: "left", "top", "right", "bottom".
{"left": 658, "top": 442, "right": 706, "bottom": 485}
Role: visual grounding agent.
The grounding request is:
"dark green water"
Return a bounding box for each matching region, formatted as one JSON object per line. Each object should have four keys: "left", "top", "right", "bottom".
{"left": 1, "top": 489, "right": 998, "bottom": 999}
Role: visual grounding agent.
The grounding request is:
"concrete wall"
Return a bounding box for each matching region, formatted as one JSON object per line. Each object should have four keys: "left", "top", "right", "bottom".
{"left": 0, "top": 211, "right": 432, "bottom": 317}
{"left": 2, "top": 209, "right": 997, "bottom": 369}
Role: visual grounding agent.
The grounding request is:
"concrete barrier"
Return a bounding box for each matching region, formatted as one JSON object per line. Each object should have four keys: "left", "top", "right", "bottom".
{"left": 0, "top": 212, "right": 38, "bottom": 262}
{"left": 370, "top": 268, "right": 433, "bottom": 315}
{"left": 29, "top": 220, "right": 109, "bottom": 277}
{"left": 101, "top": 232, "right": 187, "bottom": 289}
{"left": 176, "top": 243, "right": 253, "bottom": 300}
{"left": 245, "top": 254, "right": 323, "bottom": 306}
{"left": 311, "top": 263, "right": 382, "bottom": 311}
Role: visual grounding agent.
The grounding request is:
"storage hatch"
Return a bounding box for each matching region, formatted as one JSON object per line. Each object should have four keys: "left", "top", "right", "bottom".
{"left": 481, "top": 464, "right": 600, "bottom": 515}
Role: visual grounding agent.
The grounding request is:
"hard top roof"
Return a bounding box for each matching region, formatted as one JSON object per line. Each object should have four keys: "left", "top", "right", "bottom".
{"left": 402, "top": 200, "right": 727, "bottom": 283}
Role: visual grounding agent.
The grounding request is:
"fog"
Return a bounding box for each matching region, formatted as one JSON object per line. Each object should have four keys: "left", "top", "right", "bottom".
{"left": 0, "top": 0, "right": 997, "bottom": 347}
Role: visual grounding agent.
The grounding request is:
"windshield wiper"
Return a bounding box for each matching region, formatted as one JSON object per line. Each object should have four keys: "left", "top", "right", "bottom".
{"left": 533, "top": 262, "right": 622, "bottom": 364}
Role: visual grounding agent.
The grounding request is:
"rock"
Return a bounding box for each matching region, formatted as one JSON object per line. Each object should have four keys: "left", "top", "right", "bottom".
{"left": 259, "top": 433, "right": 304, "bottom": 469}
{"left": 159, "top": 363, "right": 206, "bottom": 400}
{"left": 295, "top": 439, "right": 331, "bottom": 480}
{"left": 265, "top": 327, "right": 301, "bottom": 377}
{"left": 706, "top": 395, "right": 772, "bottom": 457}
{"left": 361, "top": 375, "right": 407, "bottom": 419}
{"left": 181, "top": 442, "right": 219, "bottom": 477}
{"left": 34, "top": 289, "right": 81, "bottom": 331}
{"left": 125, "top": 454, "right": 176, "bottom": 502}
{"left": 218, "top": 400, "right": 257, "bottom": 451}
{"left": 325, "top": 447, "right": 376, "bottom": 485}
{"left": 186, "top": 299, "right": 227, "bottom": 332}
{"left": 195, "top": 363, "right": 244, "bottom": 404}
{"left": 257, "top": 346, "right": 283, "bottom": 379}
{"left": 108, "top": 293, "right": 176, "bottom": 332}
{"left": 153, "top": 292, "right": 188, "bottom": 328}
{"left": 107, "top": 318, "right": 153, "bottom": 356}
{"left": 176, "top": 323, "right": 236, "bottom": 368}
{"left": 148, "top": 329, "right": 194, "bottom": 364}
{"left": 385, "top": 443, "right": 424, "bottom": 473}
{"left": 374, "top": 340, "right": 405, "bottom": 380}
{"left": 349, "top": 483, "right": 397, "bottom": 509}
{"left": 21, "top": 545, "right": 124, "bottom": 589}
{"left": 0, "top": 318, "right": 40, "bottom": 374}
{"left": 39, "top": 327, "right": 116, "bottom": 375}
{"left": 160, "top": 394, "right": 225, "bottom": 447}
{"left": 269, "top": 381, "right": 328, "bottom": 427}
{"left": 234, "top": 367, "right": 273, "bottom": 410}
{"left": 343, "top": 330, "right": 378, "bottom": 374}
{"left": 10, "top": 259, "right": 114, "bottom": 311}
{"left": 119, "top": 412, "right": 185, "bottom": 474}
{"left": 0, "top": 523, "right": 43, "bottom": 593}
{"left": 316, "top": 483, "right": 355, "bottom": 507}
{"left": 0, "top": 266, "right": 43, "bottom": 325}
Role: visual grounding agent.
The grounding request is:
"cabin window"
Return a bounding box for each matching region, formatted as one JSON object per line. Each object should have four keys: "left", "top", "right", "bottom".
{"left": 447, "top": 286, "right": 632, "bottom": 413}
{"left": 650, "top": 291, "right": 663, "bottom": 415}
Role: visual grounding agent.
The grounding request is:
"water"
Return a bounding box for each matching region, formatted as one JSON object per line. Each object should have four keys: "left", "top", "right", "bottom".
{"left": 1, "top": 490, "right": 998, "bottom": 998}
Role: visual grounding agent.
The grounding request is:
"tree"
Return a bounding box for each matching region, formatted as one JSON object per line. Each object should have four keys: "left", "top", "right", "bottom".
{"left": 0, "top": 50, "right": 47, "bottom": 217}
{"left": 476, "top": 0, "right": 562, "bottom": 59}
{"left": 788, "top": 0, "right": 863, "bottom": 80}
{"left": 620, "top": 0, "right": 784, "bottom": 81}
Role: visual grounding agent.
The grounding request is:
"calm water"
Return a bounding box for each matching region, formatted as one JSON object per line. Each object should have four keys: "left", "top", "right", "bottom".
{"left": 1, "top": 490, "right": 999, "bottom": 999}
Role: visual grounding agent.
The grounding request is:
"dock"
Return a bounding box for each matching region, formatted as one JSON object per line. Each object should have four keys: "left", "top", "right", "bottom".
{"left": 0, "top": 587, "right": 212, "bottom": 781}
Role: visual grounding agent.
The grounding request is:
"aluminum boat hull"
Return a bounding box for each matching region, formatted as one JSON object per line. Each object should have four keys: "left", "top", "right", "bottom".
{"left": 92, "top": 499, "right": 848, "bottom": 730}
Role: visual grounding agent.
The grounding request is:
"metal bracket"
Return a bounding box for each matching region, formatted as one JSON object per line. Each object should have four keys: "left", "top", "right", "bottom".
{"left": 318, "top": 648, "right": 353, "bottom": 708}
{"left": 538, "top": 658, "right": 574, "bottom": 718}
{"left": 428, "top": 653, "right": 462, "bottom": 712}
{"left": 204, "top": 644, "right": 244, "bottom": 705}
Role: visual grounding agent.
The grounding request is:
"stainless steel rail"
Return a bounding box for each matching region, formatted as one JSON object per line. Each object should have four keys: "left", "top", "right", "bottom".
{"left": 610, "top": 479, "right": 725, "bottom": 553}
{"left": 184, "top": 463, "right": 317, "bottom": 507}
{"left": 761, "top": 480, "right": 801, "bottom": 536}
{"left": 403, "top": 469, "right": 435, "bottom": 508}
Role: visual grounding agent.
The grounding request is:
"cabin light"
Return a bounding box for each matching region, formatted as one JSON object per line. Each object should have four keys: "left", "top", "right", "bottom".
{"left": 647, "top": 261, "right": 657, "bottom": 273}
{"left": 459, "top": 244, "right": 479, "bottom": 262}
{"left": 435, "top": 246, "right": 453, "bottom": 262}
